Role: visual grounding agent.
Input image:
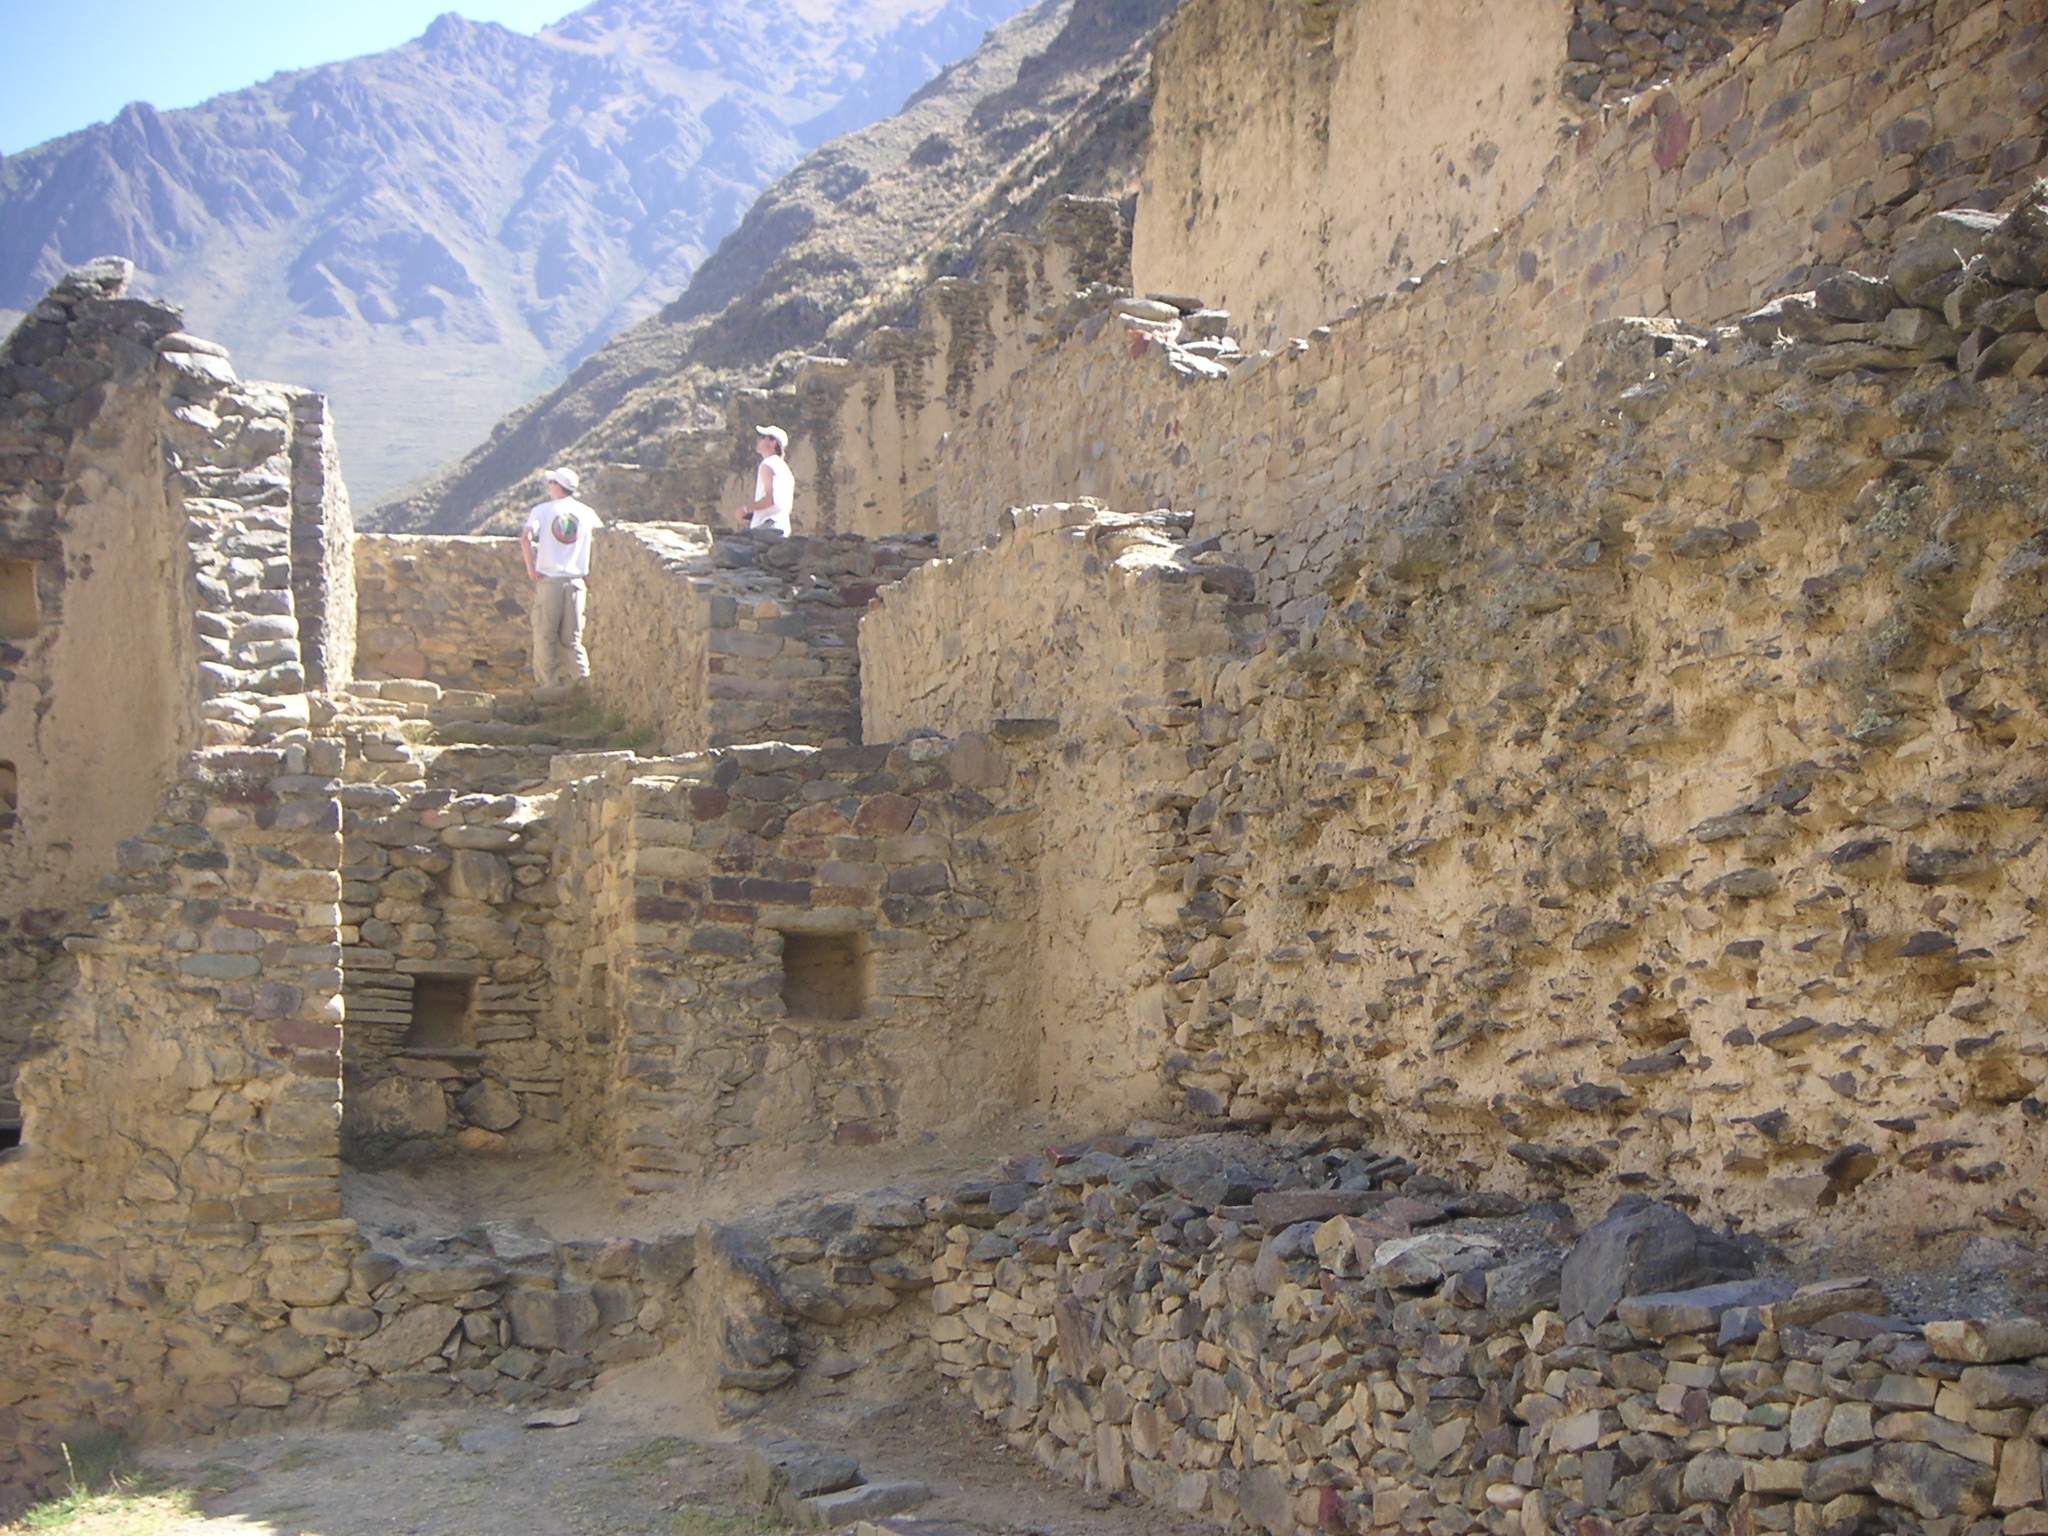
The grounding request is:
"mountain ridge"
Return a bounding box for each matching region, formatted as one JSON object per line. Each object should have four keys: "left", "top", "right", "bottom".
{"left": 0, "top": 0, "right": 1035, "bottom": 498}
{"left": 377, "top": 0, "right": 1174, "bottom": 534}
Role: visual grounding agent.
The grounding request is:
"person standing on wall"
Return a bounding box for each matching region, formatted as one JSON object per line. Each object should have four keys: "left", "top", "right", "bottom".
{"left": 733, "top": 424, "right": 794, "bottom": 537}
{"left": 522, "top": 466, "right": 602, "bottom": 698}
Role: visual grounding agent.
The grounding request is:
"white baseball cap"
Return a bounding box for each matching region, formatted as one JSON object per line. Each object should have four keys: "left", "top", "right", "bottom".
{"left": 544, "top": 466, "right": 580, "bottom": 492}
{"left": 754, "top": 425, "right": 789, "bottom": 452}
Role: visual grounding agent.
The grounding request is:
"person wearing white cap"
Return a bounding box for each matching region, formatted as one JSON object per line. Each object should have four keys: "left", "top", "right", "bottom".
{"left": 521, "top": 466, "right": 602, "bottom": 694}
{"left": 733, "top": 424, "right": 794, "bottom": 537}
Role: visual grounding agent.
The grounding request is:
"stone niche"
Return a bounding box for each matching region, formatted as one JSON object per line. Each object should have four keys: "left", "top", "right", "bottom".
{"left": 335, "top": 777, "right": 564, "bottom": 1164}
{"left": 0, "top": 561, "right": 37, "bottom": 640}
{"left": 778, "top": 929, "right": 869, "bottom": 1022}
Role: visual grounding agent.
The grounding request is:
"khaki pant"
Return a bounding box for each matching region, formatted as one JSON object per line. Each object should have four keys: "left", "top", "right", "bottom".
{"left": 530, "top": 576, "right": 589, "bottom": 687}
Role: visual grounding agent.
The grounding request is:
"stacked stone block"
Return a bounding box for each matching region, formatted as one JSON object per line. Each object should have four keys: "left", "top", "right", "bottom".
{"left": 286, "top": 390, "right": 356, "bottom": 693}
{"left": 333, "top": 772, "right": 563, "bottom": 1162}
{"left": 913, "top": 1136, "right": 2048, "bottom": 1536}
{"left": 934, "top": 0, "right": 2045, "bottom": 629}
{"left": 588, "top": 524, "right": 937, "bottom": 752}
{"left": 1568, "top": 0, "right": 1800, "bottom": 99}
{"left": 543, "top": 734, "right": 1038, "bottom": 1193}
{"left": 353, "top": 535, "right": 531, "bottom": 692}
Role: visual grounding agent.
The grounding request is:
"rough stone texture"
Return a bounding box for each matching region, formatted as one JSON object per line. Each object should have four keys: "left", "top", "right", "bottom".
{"left": 288, "top": 391, "right": 357, "bottom": 693}
{"left": 1130, "top": 0, "right": 1575, "bottom": 348}
{"left": 935, "top": 0, "right": 2042, "bottom": 595}
{"left": 1559, "top": 1200, "right": 1755, "bottom": 1325}
{"left": 884, "top": 1136, "right": 2048, "bottom": 1536}
{"left": 589, "top": 525, "right": 935, "bottom": 751}
{"left": 543, "top": 737, "right": 1044, "bottom": 1193}
{"left": 861, "top": 504, "right": 1265, "bottom": 741}
{"left": 575, "top": 200, "right": 1134, "bottom": 541}
{"left": 7, "top": 0, "right": 2048, "bottom": 1513}
{"left": 0, "top": 264, "right": 201, "bottom": 913}
{"left": 860, "top": 283, "right": 2048, "bottom": 1239}
{"left": 353, "top": 535, "right": 530, "bottom": 692}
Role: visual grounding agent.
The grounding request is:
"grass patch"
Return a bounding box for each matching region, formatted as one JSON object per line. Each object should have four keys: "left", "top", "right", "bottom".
{"left": 6, "top": 1487, "right": 205, "bottom": 1534}
{"left": 267, "top": 1444, "right": 328, "bottom": 1474}
{"left": 2, "top": 1434, "right": 215, "bottom": 1535}
{"left": 339, "top": 1400, "right": 402, "bottom": 1432}
{"left": 611, "top": 1436, "right": 692, "bottom": 1474}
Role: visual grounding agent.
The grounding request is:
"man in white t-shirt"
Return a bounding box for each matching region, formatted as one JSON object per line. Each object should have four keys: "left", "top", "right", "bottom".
{"left": 733, "top": 424, "right": 794, "bottom": 537}
{"left": 520, "top": 466, "right": 602, "bottom": 692}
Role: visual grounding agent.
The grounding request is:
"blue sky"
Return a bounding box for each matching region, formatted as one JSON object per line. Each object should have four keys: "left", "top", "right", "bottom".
{"left": 0, "top": 1, "right": 576, "bottom": 154}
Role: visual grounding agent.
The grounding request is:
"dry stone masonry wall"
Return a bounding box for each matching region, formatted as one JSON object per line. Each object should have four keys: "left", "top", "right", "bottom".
{"left": 542, "top": 735, "right": 1039, "bottom": 1193}
{"left": 912, "top": 1135, "right": 2048, "bottom": 1536}
{"left": 590, "top": 526, "right": 936, "bottom": 753}
{"left": 11, "top": 0, "right": 2048, "bottom": 1517}
{"left": 353, "top": 535, "right": 532, "bottom": 694}
{"left": 970, "top": 309, "right": 2048, "bottom": 1245}
{"left": 860, "top": 504, "right": 1266, "bottom": 740}
{"left": 940, "top": 0, "right": 2046, "bottom": 621}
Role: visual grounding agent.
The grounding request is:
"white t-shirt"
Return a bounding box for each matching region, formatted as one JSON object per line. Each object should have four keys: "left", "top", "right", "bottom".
{"left": 525, "top": 495, "right": 602, "bottom": 578}
{"left": 752, "top": 455, "right": 794, "bottom": 534}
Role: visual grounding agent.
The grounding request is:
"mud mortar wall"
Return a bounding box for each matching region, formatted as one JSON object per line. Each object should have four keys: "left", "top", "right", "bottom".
{"left": 587, "top": 523, "right": 717, "bottom": 752}
{"left": 861, "top": 506, "right": 1276, "bottom": 1128}
{"left": 335, "top": 773, "right": 565, "bottom": 1163}
{"left": 0, "top": 268, "right": 199, "bottom": 913}
{"left": 0, "top": 742, "right": 354, "bottom": 1487}
{"left": 1131, "top": 0, "right": 1575, "bottom": 347}
{"left": 588, "top": 526, "right": 935, "bottom": 753}
{"left": 818, "top": 202, "right": 1134, "bottom": 539}
{"left": 543, "top": 739, "right": 1040, "bottom": 1194}
{"left": 353, "top": 535, "right": 531, "bottom": 693}
{"left": 861, "top": 505, "right": 1259, "bottom": 740}
{"left": 939, "top": 0, "right": 2042, "bottom": 600}
{"left": 1171, "top": 326, "right": 2048, "bottom": 1244}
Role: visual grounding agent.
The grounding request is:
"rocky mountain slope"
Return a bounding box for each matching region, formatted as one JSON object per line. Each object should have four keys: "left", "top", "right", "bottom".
{"left": 0, "top": 0, "right": 1033, "bottom": 500}
{"left": 378, "top": 0, "right": 1174, "bottom": 534}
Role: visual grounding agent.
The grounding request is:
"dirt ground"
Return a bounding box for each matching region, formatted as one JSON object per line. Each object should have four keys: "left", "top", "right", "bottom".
{"left": 339, "top": 1107, "right": 1125, "bottom": 1246}
{"left": 5, "top": 1358, "right": 1210, "bottom": 1536}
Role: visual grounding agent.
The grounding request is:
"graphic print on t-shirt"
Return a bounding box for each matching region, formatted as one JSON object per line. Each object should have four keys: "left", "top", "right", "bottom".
{"left": 551, "top": 510, "right": 582, "bottom": 545}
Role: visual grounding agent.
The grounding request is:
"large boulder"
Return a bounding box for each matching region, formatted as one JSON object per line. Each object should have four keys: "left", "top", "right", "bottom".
{"left": 1872, "top": 1441, "right": 1996, "bottom": 1520}
{"left": 1888, "top": 210, "right": 2003, "bottom": 308}
{"left": 1558, "top": 1198, "right": 1753, "bottom": 1325}
{"left": 1984, "top": 182, "right": 2048, "bottom": 287}
{"left": 350, "top": 1076, "right": 447, "bottom": 1140}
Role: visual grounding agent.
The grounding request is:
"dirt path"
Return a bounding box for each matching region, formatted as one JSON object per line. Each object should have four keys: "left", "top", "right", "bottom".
{"left": 11, "top": 1358, "right": 1207, "bottom": 1536}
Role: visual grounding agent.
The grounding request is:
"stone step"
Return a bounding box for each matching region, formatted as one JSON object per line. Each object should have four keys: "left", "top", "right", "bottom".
{"left": 799, "top": 1482, "right": 931, "bottom": 1530}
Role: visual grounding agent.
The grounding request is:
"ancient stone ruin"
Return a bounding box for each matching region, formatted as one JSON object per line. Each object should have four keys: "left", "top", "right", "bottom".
{"left": 8, "top": 4, "right": 2048, "bottom": 1536}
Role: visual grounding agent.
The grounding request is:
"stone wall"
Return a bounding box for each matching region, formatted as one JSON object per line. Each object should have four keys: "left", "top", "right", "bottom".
{"left": 0, "top": 262, "right": 200, "bottom": 912}
{"left": 288, "top": 391, "right": 356, "bottom": 693}
{"left": 813, "top": 198, "right": 1135, "bottom": 539}
{"left": 916, "top": 1136, "right": 2048, "bottom": 1536}
{"left": 542, "top": 738, "right": 1039, "bottom": 1194}
{"left": 332, "top": 765, "right": 565, "bottom": 1165}
{"left": 861, "top": 505, "right": 1263, "bottom": 739}
{"left": 0, "top": 738, "right": 355, "bottom": 1484}
{"left": 353, "top": 535, "right": 531, "bottom": 694}
{"left": 1130, "top": 0, "right": 1575, "bottom": 348}
{"left": 1129, "top": 0, "right": 1821, "bottom": 347}
{"left": 936, "top": 0, "right": 2043, "bottom": 608}
{"left": 0, "top": 270, "right": 646, "bottom": 1500}
{"left": 585, "top": 523, "right": 716, "bottom": 752}
{"left": 581, "top": 198, "right": 1134, "bottom": 541}
{"left": 588, "top": 525, "right": 936, "bottom": 752}
{"left": 862, "top": 504, "right": 1276, "bottom": 1129}
{"left": 889, "top": 291, "right": 2048, "bottom": 1244}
